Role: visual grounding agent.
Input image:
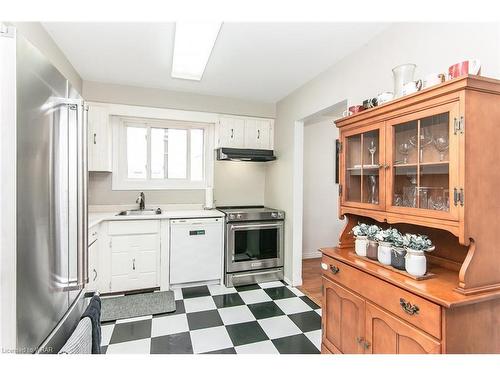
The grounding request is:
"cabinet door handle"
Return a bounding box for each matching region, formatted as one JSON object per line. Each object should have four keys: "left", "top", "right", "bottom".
{"left": 93, "top": 269, "right": 97, "bottom": 281}
{"left": 93, "top": 133, "right": 96, "bottom": 145}
{"left": 231, "top": 129, "right": 234, "bottom": 139}
{"left": 257, "top": 129, "right": 260, "bottom": 139}
{"left": 330, "top": 265, "right": 340, "bottom": 274}
{"left": 400, "top": 298, "right": 419, "bottom": 315}
{"left": 132, "top": 259, "right": 136, "bottom": 270}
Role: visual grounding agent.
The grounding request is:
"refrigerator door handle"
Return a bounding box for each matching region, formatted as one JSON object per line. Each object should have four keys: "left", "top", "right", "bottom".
{"left": 68, "top": 102, "right": 88, "bottom": 288}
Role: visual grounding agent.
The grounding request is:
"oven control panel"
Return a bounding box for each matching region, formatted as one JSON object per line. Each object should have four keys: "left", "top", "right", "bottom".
{"left": 226, "top": 211, "right": 285, "bottom": 222}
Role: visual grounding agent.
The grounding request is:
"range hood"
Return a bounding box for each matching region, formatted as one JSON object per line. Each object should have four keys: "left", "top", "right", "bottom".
{"left": 216, "top": 147, "right": 276, "bottom": 162}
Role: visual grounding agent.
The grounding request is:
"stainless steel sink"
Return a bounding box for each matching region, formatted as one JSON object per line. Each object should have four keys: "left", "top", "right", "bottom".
{"left": 117, "top": 208, "right": 162, "bottom": 216}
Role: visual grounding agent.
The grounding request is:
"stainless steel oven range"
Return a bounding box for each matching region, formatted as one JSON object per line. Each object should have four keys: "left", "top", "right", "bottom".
{"left": 217, "top": 206, "right": 285, "bottom": 287}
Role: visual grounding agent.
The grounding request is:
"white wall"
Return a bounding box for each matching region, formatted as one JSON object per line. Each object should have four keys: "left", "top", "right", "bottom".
{"left": 265, "top": 22, "right": 500, "bottom": 285}
{"left": 83, "top": 81, "right": 276, "bottom": 118}
{"left": 12, "top": 22, "right": 83, "bottom": 93}
{"left": 214, "top": 162, "right": 267, "bottom": 206}
{"left": 302, "top": 119, "right": 345, "bottom": 259}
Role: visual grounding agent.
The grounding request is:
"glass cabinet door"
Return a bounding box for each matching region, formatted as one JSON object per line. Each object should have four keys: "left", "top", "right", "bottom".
{"left": 387, "top": 103, "right": 459, "bottom": 220}
{"left": 342, "top": 125, "right": 385, "bottom": 209}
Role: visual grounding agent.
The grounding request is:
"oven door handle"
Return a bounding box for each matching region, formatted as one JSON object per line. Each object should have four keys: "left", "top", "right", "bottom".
{"left": 230, "top": 223, "right": 283, "bottom": 230}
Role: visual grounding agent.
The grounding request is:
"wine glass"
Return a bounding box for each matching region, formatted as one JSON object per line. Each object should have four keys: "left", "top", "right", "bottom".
{"left": 434, "top": 136, "right": 449, "bottom": 161}
{"left": 409, "top": 128, "right": 433, "bottom": 162}
{"left": 398, "top": 142, "right": 412, "bottom": 164}
{"left": 368, "top": 140, "right": 377, "bottom": 166}
{"left": 368, "top": 175, "right": 378, "bottom": 204}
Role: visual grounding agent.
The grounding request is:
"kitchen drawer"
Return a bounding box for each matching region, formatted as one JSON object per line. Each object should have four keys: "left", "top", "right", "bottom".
{"left": 321, "top": 255, "right": 441, "bottom": 339}
{"left": 111, "top": 234, "right": 158, "bottom": 253}
{"left": 108, "top": 220, "right": 160, "bottom": 235}
{"left": 89, "top": 225, "right": 99, "bottom": 245}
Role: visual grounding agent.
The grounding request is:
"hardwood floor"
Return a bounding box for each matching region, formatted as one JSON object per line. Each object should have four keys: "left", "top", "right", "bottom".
{"left": 298, "top": 257, "right": 323, "bottom": 307}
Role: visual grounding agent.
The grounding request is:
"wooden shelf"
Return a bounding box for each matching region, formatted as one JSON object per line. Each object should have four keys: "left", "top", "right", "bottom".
{"left": 393, "top": 161, "right": 449, "bottom": 168}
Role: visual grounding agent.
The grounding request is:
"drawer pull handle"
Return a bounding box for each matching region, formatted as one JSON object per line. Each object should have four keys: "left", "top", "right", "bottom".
{"left": 330, "top": 265, "right": 340, "bottom": 274}
{"left": 400, "top": 298, "right": 419, "bottom": 315}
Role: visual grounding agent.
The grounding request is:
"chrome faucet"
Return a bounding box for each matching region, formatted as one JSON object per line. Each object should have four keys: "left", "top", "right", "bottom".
{"left": 136, "top": 192, "right": 145, "bottom": 210}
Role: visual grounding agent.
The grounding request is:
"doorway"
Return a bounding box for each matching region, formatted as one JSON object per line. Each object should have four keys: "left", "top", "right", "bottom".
{"left": 296, "top": 104, "right": 346, "bottom": 306}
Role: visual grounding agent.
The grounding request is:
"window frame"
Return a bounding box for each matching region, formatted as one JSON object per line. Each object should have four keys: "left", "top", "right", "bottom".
{"left": 112, "top": 116, "right": 212, "bottom": 190}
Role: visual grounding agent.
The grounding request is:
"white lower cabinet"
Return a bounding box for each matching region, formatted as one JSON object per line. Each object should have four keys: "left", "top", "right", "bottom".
{"left": 104, "top": 220, "right": 161, "bottom": 293}
{"left": 86, "top": 224, "right": 100, "bottom": 292}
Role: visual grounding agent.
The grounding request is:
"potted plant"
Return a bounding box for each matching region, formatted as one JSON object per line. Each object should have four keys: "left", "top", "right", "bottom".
{"left": 352, "top": 223, "right": 369, "bottom": 257}
{"left": 365, "top": 224, "right": 381, "bottom": 260}
{"left": 375, "top": 228, "right": 401, "bottom": 265}
{"left": 390, "top": 232, "right": 407, "bottom": 270}
{"left": 404, "top": 234, "right": 435, "bottom": 276}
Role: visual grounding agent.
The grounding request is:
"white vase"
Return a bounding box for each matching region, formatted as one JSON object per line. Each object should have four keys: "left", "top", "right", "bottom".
{"left": 377, "top": 242, "right": 392, "bottom": 265}
{"left": 354, "top": 236, "right": 368, "bottom": 257}
{"left": 405, "top": 249, "right": 427, "bottom": 276}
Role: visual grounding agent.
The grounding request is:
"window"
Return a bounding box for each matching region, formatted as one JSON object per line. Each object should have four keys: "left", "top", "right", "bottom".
{"left": 113, "top": 117, "right": 211, "bottom": 190}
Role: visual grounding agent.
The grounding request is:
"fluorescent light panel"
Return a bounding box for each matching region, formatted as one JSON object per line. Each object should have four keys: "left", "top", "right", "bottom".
{"left": 172, "top": 22, "right": 222, "bottom": 81}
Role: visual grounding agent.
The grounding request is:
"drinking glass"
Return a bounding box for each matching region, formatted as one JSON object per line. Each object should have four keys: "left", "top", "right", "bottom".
{"left": 398, "top": 142, "right": 412, "bottom": 164}
{"left": 368, "top": 175, "right": 378, "bottom": 204}
{"left": 368, "top": 140, "right": 377, "bottom": 166}
{"left": 434, "top": 136, "right": 449, "bottom": 161}
{"left": 409, "top": 128, "right": 433, "bottom": 162}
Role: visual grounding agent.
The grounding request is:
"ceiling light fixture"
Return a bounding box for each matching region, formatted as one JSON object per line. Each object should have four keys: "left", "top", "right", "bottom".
{"left": 171, "top": 21, "right": 222, "bottom": 81}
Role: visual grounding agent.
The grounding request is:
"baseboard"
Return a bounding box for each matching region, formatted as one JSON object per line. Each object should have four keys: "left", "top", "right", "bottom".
{"left": 302, "top": 249, "right": 322, "bottom": 259}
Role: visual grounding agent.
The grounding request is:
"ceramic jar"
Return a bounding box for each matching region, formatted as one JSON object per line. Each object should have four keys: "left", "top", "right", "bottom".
{"left": 354, "top": 236, "right": 368, "bottom": 257}
{"left": 391, "top": 246, "right": 407, "bottom": 270}
{"left": 366, "top": 240, "right": 379, "bottom": 260}
{"left": 377, "top": 241, "right": 392, "bottom": 265}
{"left": 405, "top": 249, "right": 427, "bottom": 277}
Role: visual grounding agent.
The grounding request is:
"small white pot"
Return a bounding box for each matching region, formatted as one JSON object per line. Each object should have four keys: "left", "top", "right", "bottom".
{"left": 377, "top": 242, "right": 392, "bottom": 265}
{"left": 354, "top": 236, "right": 368, "bottom": 257}
{"left": 405, "top": 249, "right": 427, "bottom": 276}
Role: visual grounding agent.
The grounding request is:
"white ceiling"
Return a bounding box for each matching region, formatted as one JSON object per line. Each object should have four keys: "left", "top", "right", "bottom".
{"left": 43, "top": 22, "right": 389, "bottom": 103}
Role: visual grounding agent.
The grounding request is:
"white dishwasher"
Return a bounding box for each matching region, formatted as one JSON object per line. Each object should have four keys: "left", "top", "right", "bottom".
{"left": 169, "top": 217, "right": 224, "bottom": 285}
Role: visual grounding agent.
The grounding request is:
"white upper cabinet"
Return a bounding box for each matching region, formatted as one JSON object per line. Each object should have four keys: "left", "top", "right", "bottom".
{"left": 245, "top": 119, "right": 272, "bottom": 149}
{"left": 217, "top": 115, "right": 274, "bottom": 150}
{"left": 88, "top": 103, "right": 112, "bottom": 172}
{"left": 218, "top": 116, "right": 245, "bottom": 148}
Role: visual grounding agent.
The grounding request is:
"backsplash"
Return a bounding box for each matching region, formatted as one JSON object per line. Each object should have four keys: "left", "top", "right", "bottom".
{"left": 88, "top": 161, "right": 267, "bottom": 206}
{"left": 88, "top": 173, "right": 204, "bottom": 205}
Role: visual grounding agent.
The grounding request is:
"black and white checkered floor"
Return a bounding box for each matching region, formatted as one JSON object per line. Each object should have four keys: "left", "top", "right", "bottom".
{"left": 101, "top": 281, "right": 322, "bottom": 354}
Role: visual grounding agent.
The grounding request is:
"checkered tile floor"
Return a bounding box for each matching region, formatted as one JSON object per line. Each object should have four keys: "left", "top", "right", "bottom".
{"left": 101, "top": 281, "right": 322, "bottom": 354}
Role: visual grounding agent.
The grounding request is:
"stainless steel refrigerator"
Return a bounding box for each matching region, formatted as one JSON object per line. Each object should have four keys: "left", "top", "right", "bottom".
{"left": 3, "top": 26, "right": 88, "bottom": 353}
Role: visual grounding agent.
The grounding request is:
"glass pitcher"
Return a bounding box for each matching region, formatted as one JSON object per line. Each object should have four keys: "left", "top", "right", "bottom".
{"left": 392, "top": 63, "right": 416, "bottom": 98}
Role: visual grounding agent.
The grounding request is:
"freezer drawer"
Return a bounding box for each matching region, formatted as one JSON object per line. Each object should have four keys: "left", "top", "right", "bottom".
{"left": 170, "top": 218, "right": 223, "bottom": 284}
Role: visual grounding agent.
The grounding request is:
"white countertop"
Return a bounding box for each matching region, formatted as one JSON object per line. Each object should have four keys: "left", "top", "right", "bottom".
{"left": 88, "top": 208, "right": 225, "bottom": 229}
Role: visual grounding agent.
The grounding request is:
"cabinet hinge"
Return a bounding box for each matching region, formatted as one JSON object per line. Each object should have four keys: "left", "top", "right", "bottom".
{"left": 339, "top": 184, "right": 343, "bottom": 197}
{"left": 453, "top": 187, "right": 464, "bottom": 207}
{"left": 453, "top": 116, "right": 464, "bottom": 135}
{"left": 338, "top": 141, "right": 343, "bottom": 152}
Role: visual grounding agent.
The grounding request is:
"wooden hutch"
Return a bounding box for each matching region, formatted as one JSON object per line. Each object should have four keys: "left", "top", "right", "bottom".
{"left": 321, "top": 75, "right": 500, "bottom": 354}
